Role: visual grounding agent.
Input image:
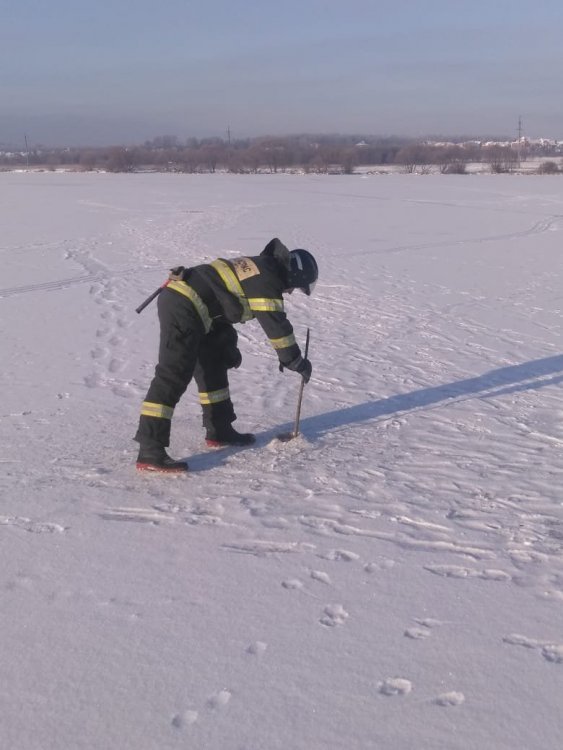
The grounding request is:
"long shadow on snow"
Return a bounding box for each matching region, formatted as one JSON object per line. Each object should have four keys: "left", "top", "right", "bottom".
{"left": 295, "top": 353, "right": 563, "bottom": 440}
{"left": 183, "top": 354, "right": 563, "bottom": 470}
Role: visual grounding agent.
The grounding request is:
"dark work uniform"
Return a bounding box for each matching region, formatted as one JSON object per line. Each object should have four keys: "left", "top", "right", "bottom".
{"left": 134, "top": 248, "right": 305, "bottom": 450}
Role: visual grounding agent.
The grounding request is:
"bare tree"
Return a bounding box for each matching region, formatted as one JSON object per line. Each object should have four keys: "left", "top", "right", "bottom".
{"left": 306, "top": 153, "right": 329, "bottom": 174}
{"left": 395, "top": 144, "right": 422, "bottom": 173}
{"left": 484, "top": 145, "right": 517, "bottom": 173}
{"left": 437, "top": 146, "right": 468, "bottom": 174}
{"left": 537, "top": 160, "right": 559, "bottom": 174}
{"left": 199, "top": 143, "right": 226, "bottom": 173}
{"left": 79, "top": 150, "right": 98, "bottom": 171}
{"left": 106, "top": 147, "right": 135, "bottom": 172}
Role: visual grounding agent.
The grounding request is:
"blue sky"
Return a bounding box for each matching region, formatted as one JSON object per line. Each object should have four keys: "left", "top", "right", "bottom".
{"left": 2, "top": 0, "right": 563, "bottom": 147}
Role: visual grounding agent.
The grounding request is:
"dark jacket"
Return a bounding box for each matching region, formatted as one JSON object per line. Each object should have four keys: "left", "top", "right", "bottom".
{"left": 167, "top": 239, "right": 303, "bottom": 370}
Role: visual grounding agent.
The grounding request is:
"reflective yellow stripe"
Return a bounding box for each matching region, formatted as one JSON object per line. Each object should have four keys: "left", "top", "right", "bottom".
{"left": 270, "top": 333, "right": 296, "bottom": 350}
{"left": 140, "top": 401, "right": 174, "bottom": 419}
{"left": 198, "top": 387, "right": 230, "bottom": 405}
{"left": 249, "top": 297, "right": 284, "bottom": 313}
{"left": 166, "top": 280, "right": 213, "bottom": 332}
{"left": 211, "top": 259, "right": 253, "bottom": 322}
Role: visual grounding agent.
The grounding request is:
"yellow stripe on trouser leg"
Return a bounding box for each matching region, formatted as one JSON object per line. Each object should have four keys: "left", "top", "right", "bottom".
{"left": 198, "top": 388, "right": 230, "bottom": 405}
{"left": 140, "top": 401, "right": 174, "bottom": 419}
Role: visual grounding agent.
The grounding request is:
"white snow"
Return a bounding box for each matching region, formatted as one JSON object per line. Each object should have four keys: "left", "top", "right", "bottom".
{"left": 1, "top": 171, "right": 563, "bottom": 750}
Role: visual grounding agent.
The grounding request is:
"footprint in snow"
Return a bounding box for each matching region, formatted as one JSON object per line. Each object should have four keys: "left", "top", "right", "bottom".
{"left": 404, "top": 616, "right": 445, "bottom": 640}
{"left": 404, "top": 626, "right": 431, "bottom": 640}
{"left": 90, "top": 346, "right": 108, "bottom": 360}
{"left": 206, "top": 689, "right": 232, "bottom": 710}
{"left": 433, "top": 691, "right": 465, "bottom": 707}
{"left": 1, "top": 516, "right": 66, "bottom": 534}
{"left": 171, "top": 688, "right": 232, "bottom": 729}
{"left": 310, "top": 570, "right": 332, "bottom": 585}
{"left": 320, "top": 604, "right": 349, "bottom": 627}
{"left": 246, "top": 641, "right": 268, "bottom": 658}
{"left": 282, "top": 579, "right": 305, "bottom": 591}
{"left": 415, "top": 617, "right": 444, "bottom": 628}
{"left": 171, "top": 710, "right": 198, "bottom": 728}
{"left": 84, "top": 372, "right": 104, "bottom": 389}
{"left": 425, "top": 564, "right": 511, "bottom": 581}
{"left": 378, "top": 678, "right": 412, "bottom": 696}
{"left": 111, "top": 383, "right": 141, "bottom": 399}
{"left": 108, "top": 357, "right": 124, "bottom": 373}
{"left": 503, "top": 633, "right": 563, "bottom": 664}
{"left": 321, "top": 549, "right": 360, "bottom": 562}
{"left": 364, "top": 558, "right": 396, "bottom": 573}
{"left": 5, "top": 572, "right": 37, "bottom": 591}
{"left": 543, "top": 646, "right": 563, "bottom": 664}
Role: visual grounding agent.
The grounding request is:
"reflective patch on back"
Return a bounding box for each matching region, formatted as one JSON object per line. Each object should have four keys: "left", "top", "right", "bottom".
{"left": 232, "top": 257, "right": 260, "bottom": 280}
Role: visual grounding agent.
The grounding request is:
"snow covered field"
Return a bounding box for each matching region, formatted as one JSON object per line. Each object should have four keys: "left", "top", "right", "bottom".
{"left": 1, "top": 171, "right": 563, "bottom": 749}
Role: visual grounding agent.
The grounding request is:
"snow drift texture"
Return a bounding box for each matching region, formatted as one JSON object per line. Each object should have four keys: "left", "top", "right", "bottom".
{"left": 1, "top": 171, "right": 563, "bottom": 750}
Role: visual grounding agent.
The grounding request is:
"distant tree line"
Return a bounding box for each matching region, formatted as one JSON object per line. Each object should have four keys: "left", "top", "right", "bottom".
{"left": 0, "top": 134, "right": 561, "bottom": 174}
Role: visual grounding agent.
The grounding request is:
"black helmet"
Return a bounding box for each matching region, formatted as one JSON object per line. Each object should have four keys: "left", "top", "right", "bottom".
{"left": 287, "top": 249, "right": 318, "bottom": 296}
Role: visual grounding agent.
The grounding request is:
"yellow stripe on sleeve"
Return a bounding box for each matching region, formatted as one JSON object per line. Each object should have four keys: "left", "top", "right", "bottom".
{"left": 269, "top": 334, "right": 296, "bottom": 350}
{"left": 248, "top": 298, "right": 284, "bottom": 312}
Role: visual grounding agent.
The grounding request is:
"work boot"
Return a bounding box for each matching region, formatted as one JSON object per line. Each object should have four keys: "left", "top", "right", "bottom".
{"left": 136, "top": 447, "right": 188, "bottom": 473}
{"left": 205, "top": 424, "right": 256, "bottom": 448}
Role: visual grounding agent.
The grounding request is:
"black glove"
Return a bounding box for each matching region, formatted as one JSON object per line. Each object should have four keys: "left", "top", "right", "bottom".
{"left": 296, "top": 358, "right": 312, "bottom": 383}
{"left": 212, "top": 323, "right": 242, "bottom": 369}
{"left": 227, "top": 348, "right": 242, "bottom": 369}
{"left": 280, "top": 356, "right": 312, "bottom": 383}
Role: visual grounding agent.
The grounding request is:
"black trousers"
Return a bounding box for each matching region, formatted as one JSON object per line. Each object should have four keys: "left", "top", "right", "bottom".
{"left": 134, "top": 288, "right": 236, "bottom": 450}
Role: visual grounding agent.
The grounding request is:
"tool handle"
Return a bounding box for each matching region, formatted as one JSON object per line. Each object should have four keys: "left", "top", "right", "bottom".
{"left": 135, "top": 280, "right": 170, "bottom": 314}
{"left": 292, "top": 327, "right": 310, "bottom": 437}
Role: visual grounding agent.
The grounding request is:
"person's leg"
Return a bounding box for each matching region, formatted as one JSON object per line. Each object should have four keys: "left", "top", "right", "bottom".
{"left": 193, "top": 332, "right": 255, "bottom": 446}
{"left": 134, "top": 289, "right": 203, "bottom": 469}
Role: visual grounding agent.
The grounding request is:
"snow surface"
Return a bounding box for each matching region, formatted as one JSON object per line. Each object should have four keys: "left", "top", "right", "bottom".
{"left": 1, "top": 171, "right": 563, "bottom": 750}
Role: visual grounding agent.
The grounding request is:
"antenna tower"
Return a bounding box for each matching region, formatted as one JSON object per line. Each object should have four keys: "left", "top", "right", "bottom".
{"left": 517, "top": 116, "right": 523, "bottom": 169}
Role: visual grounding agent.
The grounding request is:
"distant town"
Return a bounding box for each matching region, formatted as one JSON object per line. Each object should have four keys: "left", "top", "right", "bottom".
{"left": 1, "top": 133, "right": 562, "bottom": 174}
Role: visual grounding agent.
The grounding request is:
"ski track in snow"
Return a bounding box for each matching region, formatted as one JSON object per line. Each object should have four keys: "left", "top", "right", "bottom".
{"left": 3, "top": 173, "right": 563, "bottom": 749}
